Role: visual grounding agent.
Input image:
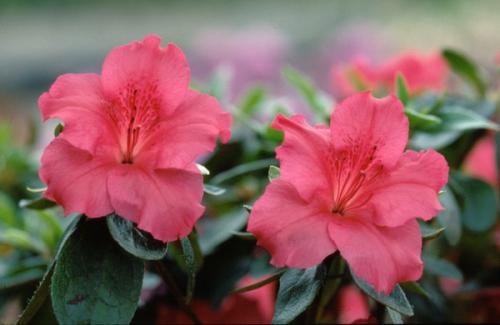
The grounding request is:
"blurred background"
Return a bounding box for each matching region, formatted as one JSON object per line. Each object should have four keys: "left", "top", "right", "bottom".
{"left": 1, "top": 0, "right": 500, "bottom": 149}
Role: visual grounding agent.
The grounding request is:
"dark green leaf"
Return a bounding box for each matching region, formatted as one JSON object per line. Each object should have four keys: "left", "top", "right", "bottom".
{"left": 210, "top": 159, "right": 276, "bottom": 185}
{"left": 423, "top": 255, "right": 463, "bottom": 280}
{"left": 107, "top": 214, "right": 167, "bottom": 260}
{"left": 19, "top": 197, "right": 56, "bottom": 210}
{"left": 240, "top": 86, "right": 266, "bottom": 116}
{"left": 272, "top": 265, "right": 326, "bottom": 324}
{"left": 400, "top": 281, "right": 430, "bottom": 299}
{"left": 203, "top": 184, "right": 226, "bottom": 196}
{"left": 437, "top": 106, "right": 498, "bottom": 132}
{"left": 51, "top": 218, "right": 144, "bottom": 324}
{"left": 54, "top": 123, "right": 64, "bottom": 137}
{"left": 442, "top": 49, "right": 486, "bottom": 97}
{"left": 351, "top": 270, "right": 413, "bottom": 316}
{"left": 268, "top": 165, "right": 280, "bottom": 181}
{"left": 198, "top": 210, "right": 248, "bottom": 254}
{"left": 230, "top": 231, "right": 256, "bottom": 240}
{"left": 451, "top": 173, "right": 497, "bottom": 232}
{"left": 386, "top": 307, "right": 403, "bottom": 324}
{"left": 396, "top": 74, "right": 409, "bottom": 106}
{"left": 0, "top": 192, "right": 17, "bottom": 227}
{"left": 436, "top": 186, "right": 462, "bottom": 245}
{"left": 180, "top": 236, "right": 196, "bottom": 304}
{"left": 419, "top": 222, "right": 445, "bottom": 241}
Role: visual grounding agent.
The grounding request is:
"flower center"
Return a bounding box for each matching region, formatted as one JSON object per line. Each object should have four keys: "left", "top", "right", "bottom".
{"left": 328, "top": 144, "right": 383, "bottom": 215}
{"left": 107, "top": 82, "right": 160, "bottom": 164}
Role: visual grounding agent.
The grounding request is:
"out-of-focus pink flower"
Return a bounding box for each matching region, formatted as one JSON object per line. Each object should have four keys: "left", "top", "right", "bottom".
{"left": 156, "top": 276, "right": 275, "bottom": 324}
{"left": 191, "top": 27, "right": 288, "bottom": 100}
{"left": 332, "top": 52, "right": 448, "bottom": 98}
{"left": 337, "top": 285, "right": 370, "bottom": 324}
{"left": 248, "top": 92, "right": 449, "bottom": 294}
{"left": 38, "top": 35, "right": 231, "bottom": 242}
{"left": 463, "top": 133, "right": 498, "bottom": 187}
{"left": 439, "top": 277, "right": 463, "bottom": 296}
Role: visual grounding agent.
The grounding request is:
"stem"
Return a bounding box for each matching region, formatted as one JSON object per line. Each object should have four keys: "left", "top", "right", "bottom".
{"left": 231, "top": 269, "right": 285, "bottom": 294}
{"left": 153, "top": 261, "right": 202, "bottom": 324}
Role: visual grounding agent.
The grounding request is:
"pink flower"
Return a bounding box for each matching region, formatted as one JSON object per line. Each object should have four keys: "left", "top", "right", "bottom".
{"left": 337, "top": 285, "right": 370, "bottom": 324}
{"left": 156, "top": 276, "right": 275, "bottom": 324}
{"left": 463, "top": 133, "right": 498, "bottom": 187}
{"left": 247, "top": 92, "right": 448, "bottom": 293}
{"left": 332, "top": 52, "right": 448, "bottom": 98}
{"left": 38, "top": 35, "right": 232, "bottom": 242}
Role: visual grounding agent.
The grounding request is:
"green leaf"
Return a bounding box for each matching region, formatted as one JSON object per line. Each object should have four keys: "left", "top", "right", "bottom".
{"left": 180, "top": 236, "right": 196, "bottom": 304}
{"left": 437, "top": 106, "right": 498, "bottom": 132}
{"left": 0, "top": 228, "right": 48, "bottom": 255}
{"left": 198, "top": 210, "right": 248, "bottom": 255}
{"left": 272, "top": 265, "right": 326, "bottom": 324}
{"left": 19, "top": 197, "right": 57, "bottom": 210}
{"left": 423, "top": 255, "right": 463, "bottom": 280}
{"left": 0, "top": 192, "right": 17, "bottom": 227}
{"left": 405, "top": 107, "right": 442, "bottom": 131}
{"left": 230, "top": 231, "right": 256, "bottom": 240}
{"left": 451, "top": 173, "right": 497, "bottom": 232}
{"left": 436, "top": 186, "right": 462, "bottom": 245}
{"left": 386, "top": 307, "right": 403, "bottom": 324}
{"left": 17, "top": 215, "right": 83, "bottom": 324}
{"left": 419, "top": 222, "right": 445, "bottom": 241}
{"left": 203, "top": 184, "right": 226, "bottom": 196}
{"left": 268, "top": 165, "right": 280, "bottom": 181}
{"left": 210, "top": 159, "right": 276, "bottom": 185}
{"left": 396, "top": 74, "right": 409, "bottom": 106}
{"left": 351, "top": 270, "right": 413, "bottom": 316}
{"left": 54, "top": 123, "right": 64, "bottom": 137}
{"left": 442, "top": 49, "right": 486, "bottom": 97}
{"left": 51, "top": 218, "right": 144, "bottom": 324}
{"left": 240, "top": 86, "right": 266, "bottom": 116}
{"left": 106, "top": 214, "right": 168, "bottom": 260}
{"left": 282, "top": 67, "right": 331, "bottom": 121}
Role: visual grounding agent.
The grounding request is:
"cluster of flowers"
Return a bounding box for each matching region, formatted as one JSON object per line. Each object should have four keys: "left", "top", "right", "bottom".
{"left": 39, "top": 35, "right": 456, "bottom": 323}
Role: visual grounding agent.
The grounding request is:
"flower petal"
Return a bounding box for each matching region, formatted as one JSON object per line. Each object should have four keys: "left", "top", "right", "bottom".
{"left": 136, "top": 89, "right": 231, "bottom": 170}
{"left": 39, "top": 138, "right": 115, "bottom": 218}
{"left": 247, "top": 179, "right": 336, "bottom": 268}
{"left": 272, "top": 113, "right": 332, "bottom": 201}
{"left": 101, "top": 34, "right": 189, "bottom": 113}
{"left": 330, "top": 92, "right": 408, "bottom": 168}
{"left": 329, "top": 218, "right": 423, "bottom": 294}
{"left": 107, "top": 165, "right": 205, "bottom": 242}
{"left": 38, "top": 73, "right": 116, "bottom": 153}
{"left": 369, "top": 149, "right": 449, "bottom": 227}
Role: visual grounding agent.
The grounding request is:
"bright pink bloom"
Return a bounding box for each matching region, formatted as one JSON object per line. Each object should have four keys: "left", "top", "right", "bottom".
{"left": 337, "top": 285, "right": 370, "bottom": 324}
{"left": 248, "top": 92, "right": 448, "bottom": 293}
{"left": 156, "top": 276, "right": 275, "bottom": 324}
{"left": 463, "top": 133, "right": 498, "bottom": 187}
{"left": 39, "top": 35, "right": 231, "bottom": 242}
{"left": 332, "top": 52, "right": 448, "bottom": 98}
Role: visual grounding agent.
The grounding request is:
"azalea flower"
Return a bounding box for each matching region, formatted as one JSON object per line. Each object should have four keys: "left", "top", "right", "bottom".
{"left": 247, "top": 92, "right": 448, "bottom": 293}
{"left": 156, "top": 276, "right": 275, "bottom": 324}
{"left": 331, "top": 52, "right": 448, "bottom": 98}
{"left": 337, "top": 285, "right": 371, "bottom": 324}
{"left": 38, "top": 35, "right": 232, "bottom": 242}
{"left": 463, "top": 133, "right": 498, "bottom": 187}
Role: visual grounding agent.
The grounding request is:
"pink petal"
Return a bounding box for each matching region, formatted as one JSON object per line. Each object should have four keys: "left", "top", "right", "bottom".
{"left": 247, "top": 179, "right": 336, "bottom": 268}
{"left": 101, "top": 34, "right": 189, "bottom": 113}
{"left": 330, "top": 92, "right": 408, "bottom": 168}
{"left": 138, "top": 89, "right": 231, "bottom": 169}
{"left": 272, "top": 113, "right": 332, "bottom": 201}
{"left": 107, "top": 165, "right": 204, "bottom": 242}
{"left": 369, "top": 149, "right": 449, "bottom": 227}
{"left": 338, "top": 285, "right": 370, "bottom": 324}
{"left": 38, "top": 73, "right": 116, "bottom": 153}
{"left": 39, "top": 138, "right": 115, "bottom": 218}
{"left": 329, "top": 218, "right": 423, "bottom": 294}
{"left": 464, "top": 134, "right": 498, "bottom": 187}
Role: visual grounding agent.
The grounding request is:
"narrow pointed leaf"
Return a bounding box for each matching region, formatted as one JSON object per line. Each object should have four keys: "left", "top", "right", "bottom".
{"left": 19, "top": 197, "right": 57, "bottom": 210}
{"left": 442, "top": 49, "right": 486, "bottom": 97}
{"left": 396, "top": 74, "right": 409, "bottom": 106}
{"left": 180, "top": 236, "right": 196, "bottom": 304}
{"left": 386, "top": 307, "right": 403, "bottom": 324}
